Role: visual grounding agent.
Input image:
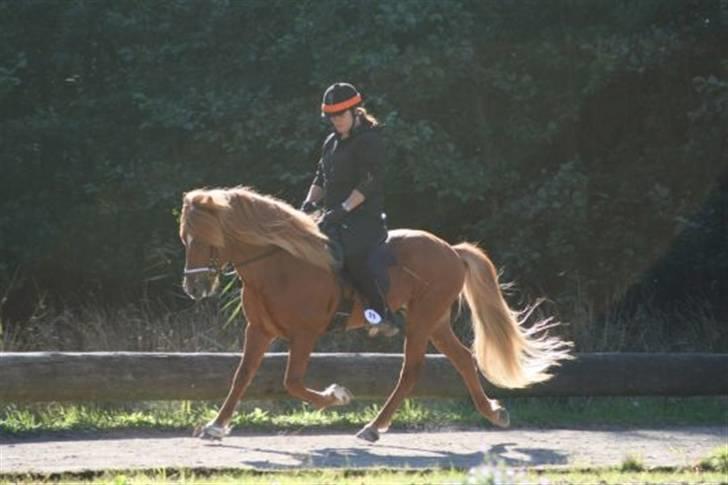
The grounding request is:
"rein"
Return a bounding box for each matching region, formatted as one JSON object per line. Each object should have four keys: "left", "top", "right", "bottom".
{"left": 184, "top": 247, "right": 280, "bottom": 277}
{"left": 225, "top": 247, "right": 280, "bottom": 276}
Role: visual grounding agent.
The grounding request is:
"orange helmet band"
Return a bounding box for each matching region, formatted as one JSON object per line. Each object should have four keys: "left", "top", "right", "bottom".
{"left": 321, "top": 94, "right": 362, "bottom": 114}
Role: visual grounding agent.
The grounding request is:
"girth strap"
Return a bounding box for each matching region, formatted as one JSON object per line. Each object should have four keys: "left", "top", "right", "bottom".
{"left": 326, "top": 287, "right": 354, "bottom": 333}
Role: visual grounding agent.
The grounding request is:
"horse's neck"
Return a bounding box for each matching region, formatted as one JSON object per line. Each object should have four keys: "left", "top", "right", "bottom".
{"left": 227, "top": 242, "right": 277, "bottom": 282}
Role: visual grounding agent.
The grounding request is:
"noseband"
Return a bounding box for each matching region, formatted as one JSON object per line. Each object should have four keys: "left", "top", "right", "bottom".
{"left": 184, "top": 247, "right": 279, "bottom": 277}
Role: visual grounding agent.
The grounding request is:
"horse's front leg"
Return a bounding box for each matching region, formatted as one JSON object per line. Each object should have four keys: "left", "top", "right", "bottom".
{"left": 284, "top": 334, "right": 353, "bottom": 409}
{"left": 197, "top": 323, "right": 273, "bottom": 439}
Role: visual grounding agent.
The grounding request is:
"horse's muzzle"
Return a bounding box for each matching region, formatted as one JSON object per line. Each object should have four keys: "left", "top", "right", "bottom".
{"left": 183, "top": 272, "right": 220, "bottom": 300}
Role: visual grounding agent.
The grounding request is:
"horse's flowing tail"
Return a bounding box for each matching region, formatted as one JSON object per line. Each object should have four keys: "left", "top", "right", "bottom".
{"left": 453, "top": 242, "right": 573, "bottom": 389}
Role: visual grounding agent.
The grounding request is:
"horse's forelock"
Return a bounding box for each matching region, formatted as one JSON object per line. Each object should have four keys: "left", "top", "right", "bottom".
{"left": 181, "top": 189, "right": 228, "bottom": 247}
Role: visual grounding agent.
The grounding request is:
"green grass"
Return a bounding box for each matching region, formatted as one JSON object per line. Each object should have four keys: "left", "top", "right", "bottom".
{"left": 697, "top": 445, "right": 728, "bottom": 473}
{"left": 1, "top": 396, "right": 725, "bottom": 435}
{"left": 535, "top": 468, "right": 726, "bottom": 485}
{"left": 619, "top": 453, "right": 645, "bottom": 472}
{"left": 2, "top": 466, "right": 727, "bottom": 485}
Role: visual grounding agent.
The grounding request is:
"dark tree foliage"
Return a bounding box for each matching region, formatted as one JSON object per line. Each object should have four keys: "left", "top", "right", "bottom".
{"left": 1, "top": 0, "right": 726, "bottom": 326}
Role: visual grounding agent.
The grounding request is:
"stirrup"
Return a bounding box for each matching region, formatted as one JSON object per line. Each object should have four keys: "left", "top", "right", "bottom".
{"left": 364, "top": 308, "right": 402, "bottom": 338}
{"left": 367, "top": 321, "right": 399, "bottom": 338}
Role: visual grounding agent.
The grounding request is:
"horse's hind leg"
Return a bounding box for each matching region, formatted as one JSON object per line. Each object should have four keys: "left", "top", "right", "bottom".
{"left": 198, "top": 323, "right": 273, "bottom": 439}
{"left": 430, "top": 318, "right": 510, "bottom": 428}
{"left": 356, "top": 328, "right": 430, "bottom": 442}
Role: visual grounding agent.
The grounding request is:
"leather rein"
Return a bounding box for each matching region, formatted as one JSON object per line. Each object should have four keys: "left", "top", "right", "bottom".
{"left": 183, "top": 246, "right": 280, "bottom": 278}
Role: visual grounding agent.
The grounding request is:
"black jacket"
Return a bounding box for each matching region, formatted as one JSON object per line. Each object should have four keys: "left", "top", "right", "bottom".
{"left": 313, "top": 120, "right": 385, "bottom": 215}
{"left": 312, "top": 119, "right": 387, "bottom": 253}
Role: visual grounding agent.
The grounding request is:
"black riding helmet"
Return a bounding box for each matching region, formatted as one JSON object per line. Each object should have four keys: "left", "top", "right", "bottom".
{"left": 321, "top": 82, "right": 362, "bottom": 117}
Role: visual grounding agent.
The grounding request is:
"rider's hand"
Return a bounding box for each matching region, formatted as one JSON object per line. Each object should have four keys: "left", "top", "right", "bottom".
{"left": 300, "top": 200, "right": 319, "bottom": 214}
{"left": 320, "top": 205, "right": 348, "bottom": 226}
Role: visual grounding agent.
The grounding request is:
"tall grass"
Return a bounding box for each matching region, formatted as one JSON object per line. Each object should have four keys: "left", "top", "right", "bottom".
{"left": 566, "top": 289, "right": 726, "bottom": 352}
{"left": 1, "top": 272, "right": 725, "bottom": 353}
{"left": 1, "top": 295, "right": 243, "bottom": 353}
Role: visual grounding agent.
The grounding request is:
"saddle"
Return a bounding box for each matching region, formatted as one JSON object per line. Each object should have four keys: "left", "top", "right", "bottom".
{"left": 325, "top": 238, "right": 398, "bottom": 333}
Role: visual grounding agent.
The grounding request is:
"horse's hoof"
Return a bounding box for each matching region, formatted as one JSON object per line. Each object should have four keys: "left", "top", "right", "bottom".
{"left": 200, "top": 432, "right": 222, "bottom": 441}
{"left": 491, "top": 408, "right": 510, "bottom": 428}
{"left": 325, "top": 384, "right": 353, "bottom": 406}
{"left": 356, "top": 425, "right": 380, "bottom": 443}
{"left": 195, "top": 421, "right": 230, "bottom": 440}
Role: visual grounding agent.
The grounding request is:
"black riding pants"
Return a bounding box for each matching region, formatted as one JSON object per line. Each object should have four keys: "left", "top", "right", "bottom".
{"left": 324, "top": 214, "right": 389, "bottom": 316}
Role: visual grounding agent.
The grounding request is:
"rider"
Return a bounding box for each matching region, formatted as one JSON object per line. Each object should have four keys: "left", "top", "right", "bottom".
{"left": 301, "top": 82, "right": 399, "bottom": 337}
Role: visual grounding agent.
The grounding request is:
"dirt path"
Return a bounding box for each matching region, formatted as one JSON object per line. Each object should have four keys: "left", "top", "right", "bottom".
{"left": 1, "top": 426, "right": 726, "bottom": 474}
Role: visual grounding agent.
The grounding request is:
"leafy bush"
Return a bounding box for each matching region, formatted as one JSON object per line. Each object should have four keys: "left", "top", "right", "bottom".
{"left": 1, "top": 1, "right": 726, "bottom": 348}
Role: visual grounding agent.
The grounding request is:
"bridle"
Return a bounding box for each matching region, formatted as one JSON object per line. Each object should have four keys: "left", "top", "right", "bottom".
{"left": 183, "top": 246, "right": 280, "bottom": 278}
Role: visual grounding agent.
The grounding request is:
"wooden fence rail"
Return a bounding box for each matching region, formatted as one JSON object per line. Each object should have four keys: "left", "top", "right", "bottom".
{"left": 1, "top": 352, "right": 726, "bottom": 402}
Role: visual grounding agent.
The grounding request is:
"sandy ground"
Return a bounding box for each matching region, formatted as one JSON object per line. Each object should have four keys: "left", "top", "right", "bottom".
{"left": 1, "top": 426, "right": 726, "bottom": 475}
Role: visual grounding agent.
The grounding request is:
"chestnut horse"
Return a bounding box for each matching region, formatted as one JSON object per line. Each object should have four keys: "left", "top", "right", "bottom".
{"left": 180, "top": 186, "right": 572, "bottom": 442}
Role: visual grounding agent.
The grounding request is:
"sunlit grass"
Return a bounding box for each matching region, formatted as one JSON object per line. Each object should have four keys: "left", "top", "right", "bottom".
{"left": 1, "top": 396, "right": 724, "bottom": 435}
{"left": 2, "top": 466, "right": 726, "bottom": 485}
{"left": 534, "top": 468, "right": 726, "bottom": 485}
{"left": 619, "top": 453, "right": 645, "bottom": 472}
{"left": 1, "top": 468, "right": 467, "bottom": 485}
{"left": 697, "top": 445, "right": 728, "bottom": 473}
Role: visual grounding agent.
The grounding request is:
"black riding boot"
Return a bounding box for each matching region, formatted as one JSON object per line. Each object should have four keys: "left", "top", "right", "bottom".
{"left": 345, "top": 249, "right": 399, "bottom": 337}
{"left": 345, "top": 251, "right": 399, "bottom": 337}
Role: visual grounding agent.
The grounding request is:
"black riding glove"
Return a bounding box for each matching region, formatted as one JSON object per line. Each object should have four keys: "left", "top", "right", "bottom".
{"left": 320, "top": 205, "right": 348, "bottom": 226}
{"left": 300, "top": 200, "right": 319, "bottom": 214}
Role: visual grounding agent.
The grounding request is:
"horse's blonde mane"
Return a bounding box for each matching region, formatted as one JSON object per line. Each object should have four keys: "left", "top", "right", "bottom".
{"left": 181, "top": 186, "right": 333, "bottom": 272}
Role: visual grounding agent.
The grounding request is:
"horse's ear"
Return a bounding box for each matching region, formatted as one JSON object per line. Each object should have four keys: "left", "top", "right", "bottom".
{"left": 191, "top": 189, "right": 229, "bottom": 211}
{"left": 195, "top": 194, "right": 216, "bottom": 209}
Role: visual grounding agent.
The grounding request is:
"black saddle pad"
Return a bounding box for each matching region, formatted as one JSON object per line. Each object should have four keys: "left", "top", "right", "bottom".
{"left": 329, "top": 237, "right": 397, "bottom": 284}
{"left": 328, "top": 233, "right": 397, "bottom": 274}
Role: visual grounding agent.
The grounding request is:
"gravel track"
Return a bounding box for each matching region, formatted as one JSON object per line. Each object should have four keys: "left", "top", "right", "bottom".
{"left": 1, "top": 426, "right": 725, "bottom": 475}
